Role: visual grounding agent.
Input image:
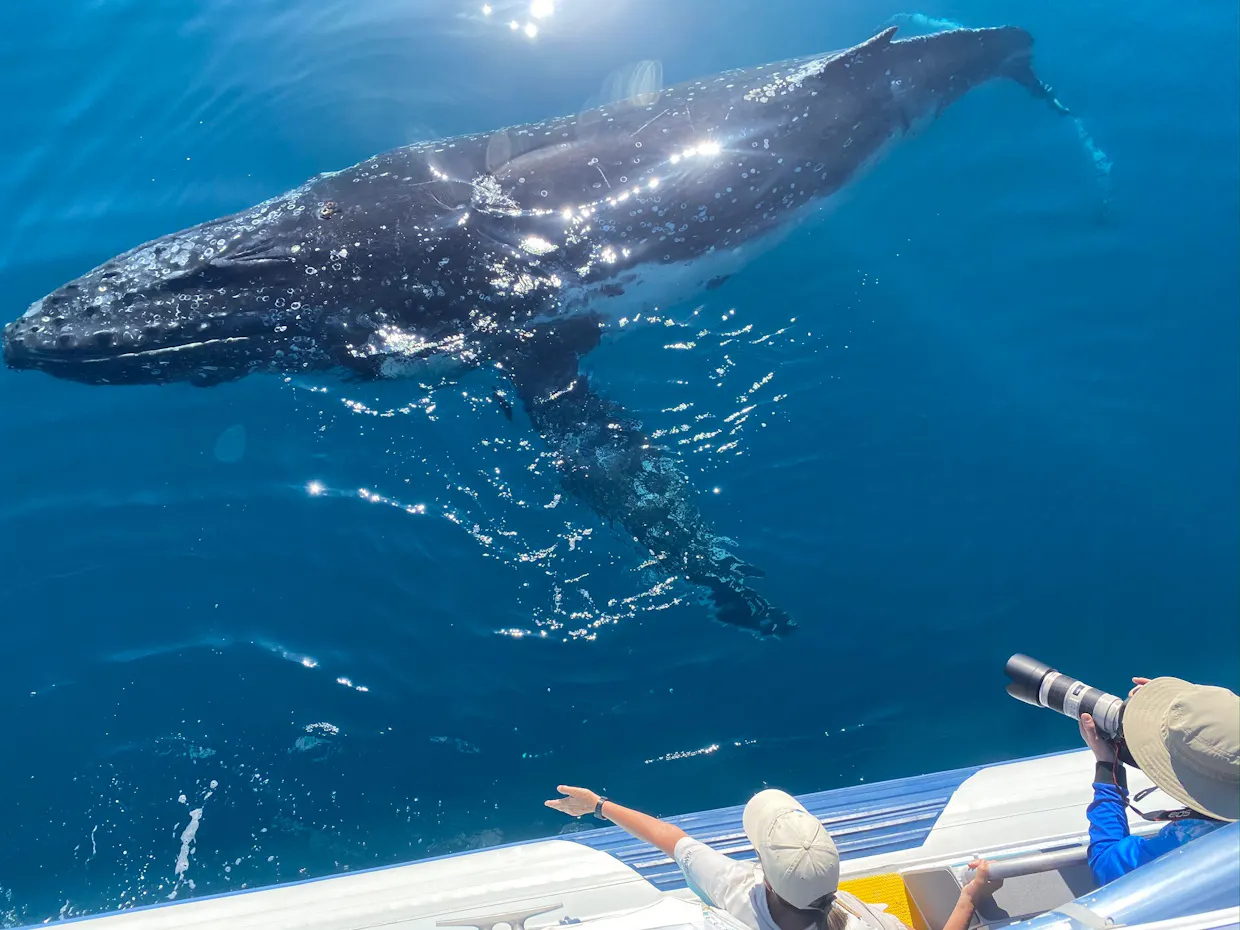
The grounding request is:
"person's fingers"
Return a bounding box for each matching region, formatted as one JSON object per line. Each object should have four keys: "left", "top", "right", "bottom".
{"left": 1132, "top": 677, "right": 1150, "bottom": 685}
{"left": 1080, "top": 714, "right": 1101, "bottom": 748}
{"left": 546, "top": 798, "right": 584, "bottom": 816}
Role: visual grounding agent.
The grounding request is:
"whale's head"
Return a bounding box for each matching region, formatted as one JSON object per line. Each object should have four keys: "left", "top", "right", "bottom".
{"left": 2, "top": 188, "right": 396, "bottom": 386}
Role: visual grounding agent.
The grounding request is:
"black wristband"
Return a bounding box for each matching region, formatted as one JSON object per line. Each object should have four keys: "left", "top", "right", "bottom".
{"left": 594, "top": 796, "right": 610, "bottom": 820}
{"left": 1095, "top": 760, "right": 1128, "bottom": 789}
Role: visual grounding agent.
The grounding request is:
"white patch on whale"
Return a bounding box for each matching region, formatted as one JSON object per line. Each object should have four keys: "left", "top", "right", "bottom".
{"left": 555, "top": 183, "right": 849, "bottom": 323}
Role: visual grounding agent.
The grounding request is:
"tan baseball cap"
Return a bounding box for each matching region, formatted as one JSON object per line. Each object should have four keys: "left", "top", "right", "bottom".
{"left": 743, "top": 789, "right": 840, "bottom": 909}
{"left": 1122, "top": 678, "right": 1239, "bottom": 822}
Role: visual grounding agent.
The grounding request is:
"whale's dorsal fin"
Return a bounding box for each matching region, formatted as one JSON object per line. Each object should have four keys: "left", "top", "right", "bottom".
{"left": 867, "top": 25, "right": 899, "bottom": 45}
{"left": 836, "top": 26, "right": 897, "bottom": 62}
{"left": 805, "top": 26, "right": 897, "bottom": 77}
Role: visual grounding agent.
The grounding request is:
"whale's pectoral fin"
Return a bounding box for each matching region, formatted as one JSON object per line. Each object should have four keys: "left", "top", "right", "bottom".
{"left": 502, "top": 319, "right": 792, "bottom": 637}
{"left": 492, "top": 388, "right": 514, "bottom": 421}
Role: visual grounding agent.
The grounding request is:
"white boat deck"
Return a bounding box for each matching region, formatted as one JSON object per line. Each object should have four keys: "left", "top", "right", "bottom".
{"left": 51, "top": 750, "right": 1184, "bottom": 930}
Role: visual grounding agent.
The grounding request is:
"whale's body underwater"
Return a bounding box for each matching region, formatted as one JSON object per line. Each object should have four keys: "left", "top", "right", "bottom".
{"left": 2, "top": 25, "right": 1063, "bottom": 634}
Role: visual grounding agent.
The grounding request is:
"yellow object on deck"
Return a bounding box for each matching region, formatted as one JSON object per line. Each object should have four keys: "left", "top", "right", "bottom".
{"left": 838, "top": 872, "right": 915, "bottom": 928}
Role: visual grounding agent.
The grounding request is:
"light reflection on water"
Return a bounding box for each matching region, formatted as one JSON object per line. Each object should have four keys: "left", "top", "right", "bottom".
{"left": 298, "top": 300, "right": 818, "bottom": 642}
{"left": 472, "top": 0, "right": 567, "bottom": 44}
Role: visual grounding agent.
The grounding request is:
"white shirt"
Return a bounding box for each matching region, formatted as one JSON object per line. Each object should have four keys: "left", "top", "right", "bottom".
{"left": 674, "top": 838, "right": 907, "bottom": 930}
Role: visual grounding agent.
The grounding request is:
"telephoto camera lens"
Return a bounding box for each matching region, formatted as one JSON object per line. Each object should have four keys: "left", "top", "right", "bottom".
{"left": 1004, "top": 654, "right": 1125, "bottom": 739}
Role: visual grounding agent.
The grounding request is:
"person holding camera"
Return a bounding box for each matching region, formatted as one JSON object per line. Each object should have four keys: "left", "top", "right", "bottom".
{"left": 545, "top": 785, "right": 1000, "bottom": 930}
{"left": 1079, "top": 675, "right": 1239, "bottom": 885}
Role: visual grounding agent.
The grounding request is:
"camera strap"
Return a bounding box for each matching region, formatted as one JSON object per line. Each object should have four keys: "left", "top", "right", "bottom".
{"left": 1109, "top": 750, "right": 1217, "bottom": 823}
{"left": 1125, "top": 786, "right": 1208, "bottom": 823}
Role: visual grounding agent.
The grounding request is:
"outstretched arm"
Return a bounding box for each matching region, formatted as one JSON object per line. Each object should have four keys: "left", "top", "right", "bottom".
{"left": 545, "top": 786, "right": 687, "bottom": 856}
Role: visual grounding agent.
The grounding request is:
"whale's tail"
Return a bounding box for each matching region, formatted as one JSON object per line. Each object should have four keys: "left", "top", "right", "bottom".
{"left": 908, "top": 23, "right": 1112, "bottom": 216}
{"left": 504, "top": 318, "right": 792, "bottom": 637}
{"left": 988, "top": 28, "right": 1071, "bottom": 115}
{"left": 980, "top": 25, "right": 1114, "bottom": 215}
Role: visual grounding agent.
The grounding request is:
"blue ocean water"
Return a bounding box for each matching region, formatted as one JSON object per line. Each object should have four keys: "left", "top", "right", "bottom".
{"left": 0, "top": 0, "right": 1237, "bottom": 922}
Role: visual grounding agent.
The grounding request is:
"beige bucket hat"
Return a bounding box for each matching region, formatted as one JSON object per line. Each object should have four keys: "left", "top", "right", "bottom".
{"left": 1122, "top": 677, "right": 1239, "bottom": 822}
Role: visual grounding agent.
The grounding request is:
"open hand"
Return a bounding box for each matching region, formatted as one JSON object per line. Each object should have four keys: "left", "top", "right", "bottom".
{"left": 545, "top": 785, "right": 601, "bottom": 818}
{"left": 962, "top": 859, "right": 1002, "bottom": 903}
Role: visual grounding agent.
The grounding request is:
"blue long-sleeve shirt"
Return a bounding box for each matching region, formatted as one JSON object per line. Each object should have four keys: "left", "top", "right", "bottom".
{"left": 1086, "top": 761, "right": 1223, "bottom": 885}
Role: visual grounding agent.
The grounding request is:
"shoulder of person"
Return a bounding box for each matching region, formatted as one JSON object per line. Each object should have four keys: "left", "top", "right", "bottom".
{"left": 674, "top": 837, "right": 761, "bottom": 912}
{"left": 676, "top": 836, "right": 756, "bottom": 873}
{"left": 1164, "top": 818, "right": 1226, "bottom": 844}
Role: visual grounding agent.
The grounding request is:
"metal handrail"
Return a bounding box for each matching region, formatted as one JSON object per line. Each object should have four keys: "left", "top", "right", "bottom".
{"left": 983, "top": 846, "right": 1091, "bottom": 882}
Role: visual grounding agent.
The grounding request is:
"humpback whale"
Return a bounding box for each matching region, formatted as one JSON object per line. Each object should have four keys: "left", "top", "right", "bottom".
{"left": 3, "top": 25, "right": 1064, "bottom": 635}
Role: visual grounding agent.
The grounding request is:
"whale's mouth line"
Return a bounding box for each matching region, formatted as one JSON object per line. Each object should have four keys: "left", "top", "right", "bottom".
{"left": 24, "top": 334, "right": 261, "bottom": 365}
